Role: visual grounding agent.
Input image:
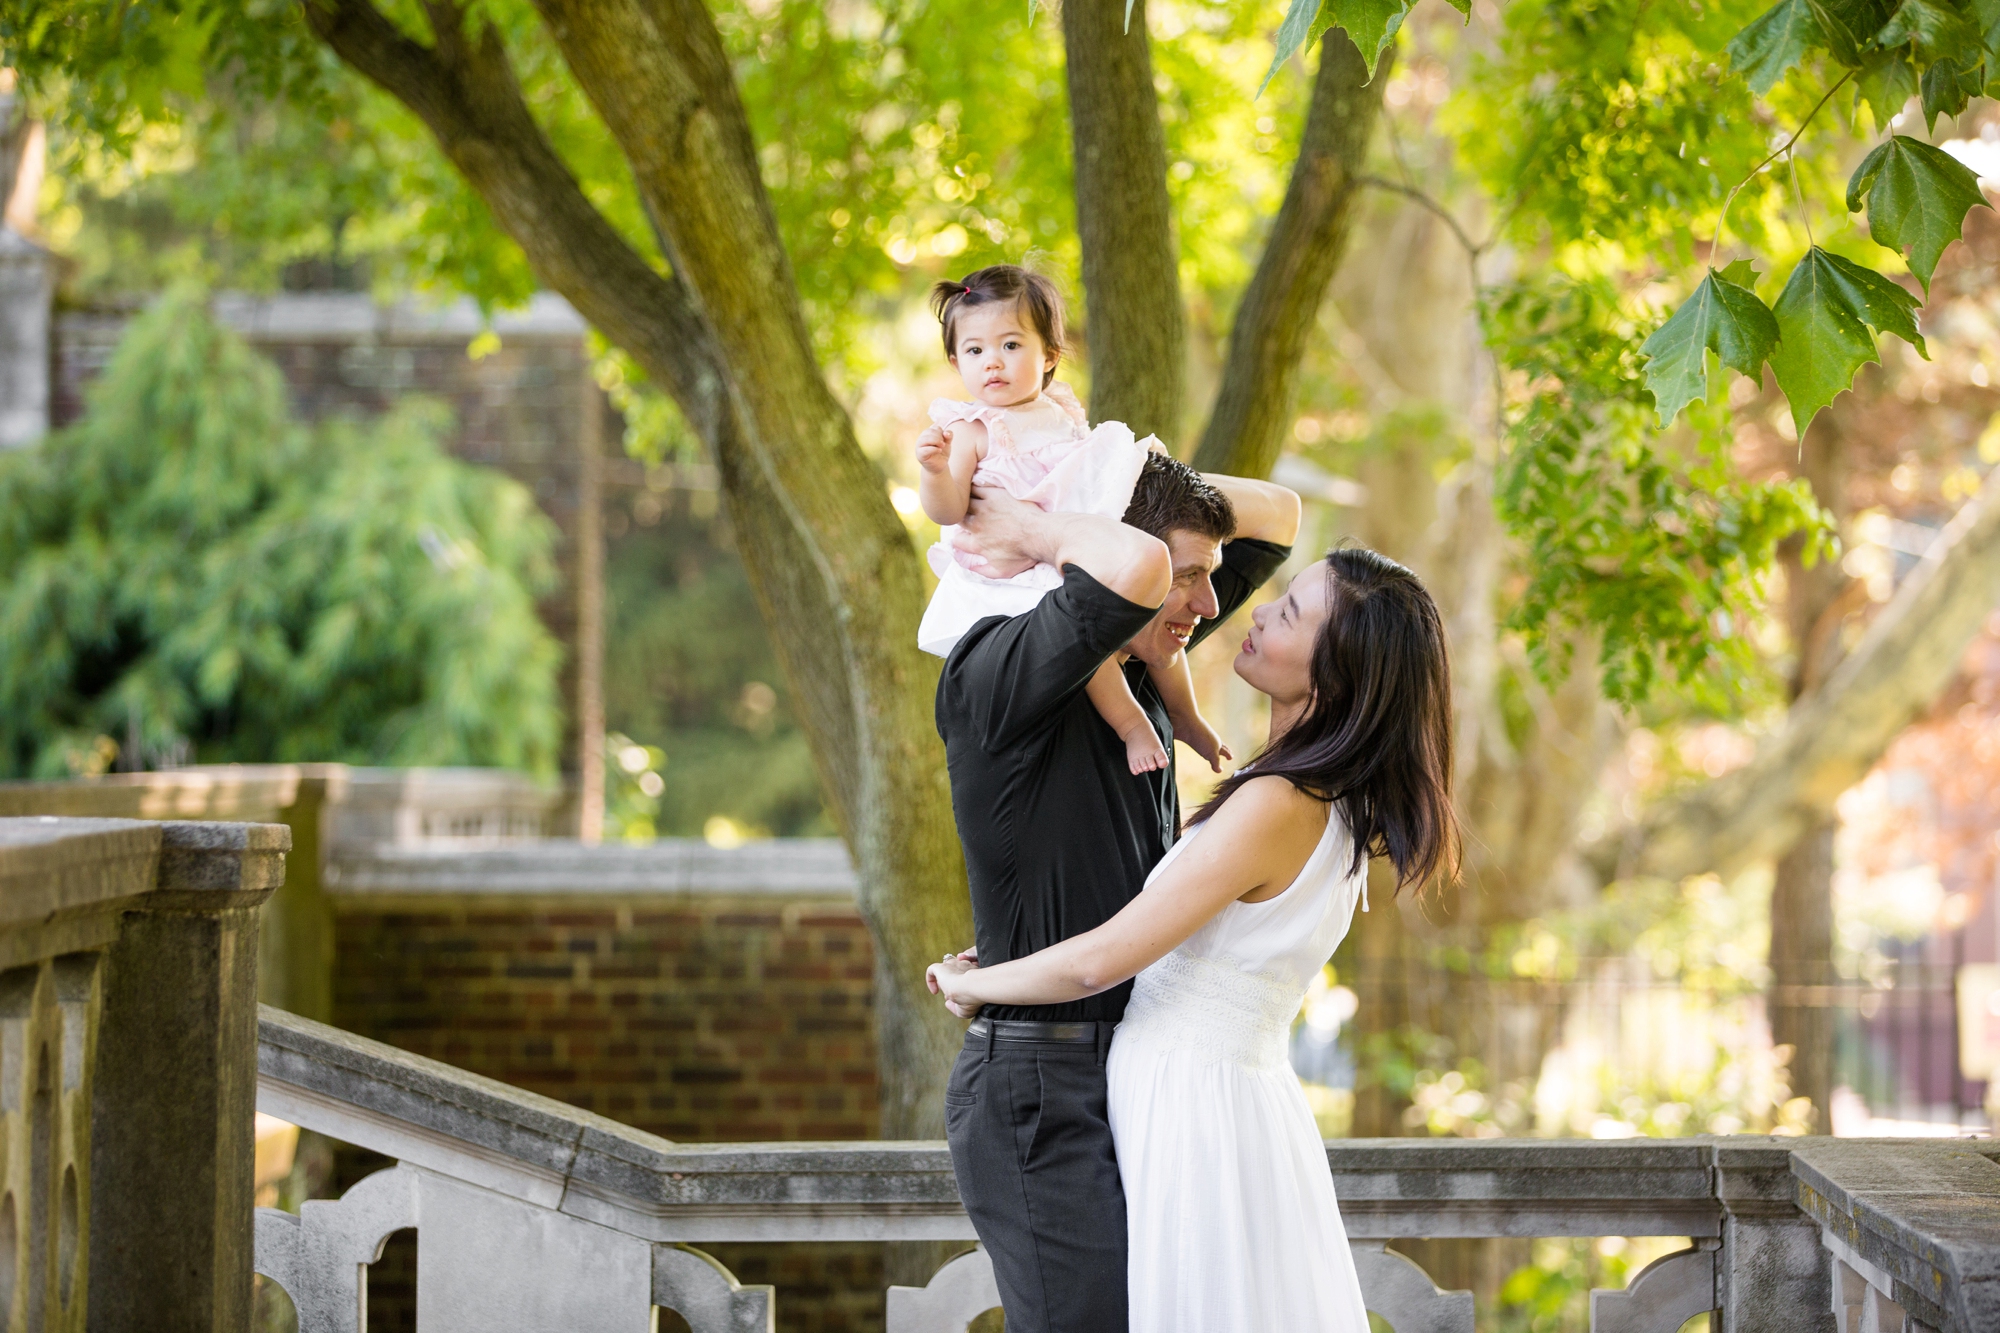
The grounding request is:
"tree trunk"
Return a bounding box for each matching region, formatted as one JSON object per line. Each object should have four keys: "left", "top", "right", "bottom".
{"left": 305, "top": 0, "right": 970, "bottom": 1138}
{"left": 1771, "top": 815, "right": 1836, "bottom": 1124}
{"left": 575, "top": 367, "right": 605, "bottom": 844}
{"left": 1063, "top": 0, "right": 1185, "bottom": 442}
{"left": 1192, "top": 30, "right": 1387, "bottom": 478}
{"left": 1766, "top": 418, "right": 1850, "bottom": 1130}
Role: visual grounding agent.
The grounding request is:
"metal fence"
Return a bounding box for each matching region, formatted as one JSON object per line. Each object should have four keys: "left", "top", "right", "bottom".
{"left": 1292, "top": 957, "right": 1992, "bottom": 1136}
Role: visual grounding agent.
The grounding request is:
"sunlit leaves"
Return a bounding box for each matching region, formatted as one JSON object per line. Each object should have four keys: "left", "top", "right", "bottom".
{"left": 1768, "top": 246, "right": 1925, "bottom": 434}
{"left": 1853, "top": 47, "right": 1918, "bottom": 126}
{"left": 1485, "top": 278, "right": 1828, "bottom": 707}
{"left": 1846, "top": 135, "right": 1991, "bottom": 290}
{"left": 1640, "top": 268, "right": 1780, "bottom": 426}
{"left": 1873, "top": 0, "right": 1978, "bottom": 58}
{"left": 1728, "top": 0, "right": 1826, "bottom": 94}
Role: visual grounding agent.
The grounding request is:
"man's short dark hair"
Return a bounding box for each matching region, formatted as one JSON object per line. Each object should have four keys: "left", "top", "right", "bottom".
{"left": 1121, "top": 452, "right": 1235, "bottom": 545}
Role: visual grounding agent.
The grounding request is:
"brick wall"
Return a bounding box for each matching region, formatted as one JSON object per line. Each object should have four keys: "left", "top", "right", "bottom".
{"left": 331, "top": 892, "right": 880, "bottom": 1141}
{"left": 320, "top": 842, "right": 892, "bottom": 1332}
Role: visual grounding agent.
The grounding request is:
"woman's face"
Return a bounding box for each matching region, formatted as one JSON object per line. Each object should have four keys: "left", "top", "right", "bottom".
{"left": 1235, "top": 563, "right": 1330, "bottom": 708}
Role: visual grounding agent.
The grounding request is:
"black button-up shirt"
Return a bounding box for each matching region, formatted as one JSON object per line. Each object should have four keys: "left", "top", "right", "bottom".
{"left": 935, "top": 538, "right": 1291, "bottom": 1022}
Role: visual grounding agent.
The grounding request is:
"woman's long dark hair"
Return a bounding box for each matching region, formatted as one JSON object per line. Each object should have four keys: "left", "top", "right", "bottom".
{"left": 1193, "top": 548, "right": 1460, "bottom": 892}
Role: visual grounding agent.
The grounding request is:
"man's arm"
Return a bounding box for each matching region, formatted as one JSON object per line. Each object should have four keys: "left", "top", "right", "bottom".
{"left": 954, "top": 486, "right": 1172, "bottom": 607}
{"left": 1202, "top": 473, "right": 1302, "bottom": 547}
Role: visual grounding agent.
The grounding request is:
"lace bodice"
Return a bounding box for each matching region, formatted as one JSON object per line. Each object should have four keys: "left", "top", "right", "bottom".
{"left": 1116, "top": 807, "right": 1363, "bottom": 1070}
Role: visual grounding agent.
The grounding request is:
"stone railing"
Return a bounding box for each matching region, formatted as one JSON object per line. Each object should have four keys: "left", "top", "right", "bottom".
{"left": 0, "top": 764, "right": 567, "bottom": 1023}
{"left": 255, "top": 1006, "right": 2000, "bottom": 1333}
{"left": 0, "top": 815, "right": 288, "bottom": 1329}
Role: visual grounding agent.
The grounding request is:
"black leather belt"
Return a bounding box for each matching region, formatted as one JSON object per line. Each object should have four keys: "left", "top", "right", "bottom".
{"left": 965, "top": 1018, "right": 1109, "bottom": 1044}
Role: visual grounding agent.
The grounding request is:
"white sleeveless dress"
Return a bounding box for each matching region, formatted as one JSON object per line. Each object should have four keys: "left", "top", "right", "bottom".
{"left": 1108, "top": 807, "right": 1370, "bottom": 1332}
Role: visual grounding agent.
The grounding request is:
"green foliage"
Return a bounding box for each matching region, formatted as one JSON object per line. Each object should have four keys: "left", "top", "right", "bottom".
{"left": 1768, "top": 244, "right": 1926, "bottom": 434}
{"left": 1846, "top": 135, "right": 1990, "bottom": 290}
{"left": 0, "top": 289, "right": 563, "bottom": 778}
{"left": 1639, "top": 0, "right": 1995, "bottom": 431}
{"left": 1486, "top": 278, "right": 1832, "bottom": 707}
{"left": 1637, "top": 266, "right": 1780, "bottom": 427}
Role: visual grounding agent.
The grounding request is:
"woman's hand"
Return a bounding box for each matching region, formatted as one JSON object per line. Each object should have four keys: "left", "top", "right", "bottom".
{"left": 926, "top": 950, "right": 984, "bottom": 1020}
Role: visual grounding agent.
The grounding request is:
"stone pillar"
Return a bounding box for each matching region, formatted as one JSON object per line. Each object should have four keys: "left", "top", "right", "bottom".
{"left": 88, "top": 820, "right": 287, "bottom": 1333}
{"left": 259, "top": 768, "right": 346, "bottom": 1023}
{"left": 1713, "top": 1138, "right": 1835, "bottom": 1333}
{"left": 0, "top": 226, "right": 54, "bottom": 450}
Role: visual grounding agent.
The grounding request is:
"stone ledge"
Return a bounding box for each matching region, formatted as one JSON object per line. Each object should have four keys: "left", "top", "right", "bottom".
{"left": 325, "top": 838, "right": 858, "bottom": 898}
{"left": 0, "top": 766, "right": 300, "bottom": 821}
{"left": 0, "top": 817, "right": 161, "bottom": 924}
{"left": 1791, "top": 1139, "right": 2000, "bottom": 1332}
{"left": 156, "top": 820, "right": 292, "bottom": 894}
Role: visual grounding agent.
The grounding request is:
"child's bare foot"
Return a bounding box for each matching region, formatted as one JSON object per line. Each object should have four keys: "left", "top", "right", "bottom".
{"left": 1123, "top": 728, "right": 1170, "bottom": 775}
{"left": 1177, "top": 717, "right": 1233, "bottom": 773}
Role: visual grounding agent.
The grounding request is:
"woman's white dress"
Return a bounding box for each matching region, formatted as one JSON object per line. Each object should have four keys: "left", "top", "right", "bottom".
{"left": 1108, "top": 808, "right": 1371, "bottom": 1332}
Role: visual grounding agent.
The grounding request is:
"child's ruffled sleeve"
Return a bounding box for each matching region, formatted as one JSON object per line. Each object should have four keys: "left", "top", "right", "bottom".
{"left": 929, "top": 398, "right": 1012, "bottom": 455}
{"left": 1043, "top": 381, "right": 1089, "bottom": 429}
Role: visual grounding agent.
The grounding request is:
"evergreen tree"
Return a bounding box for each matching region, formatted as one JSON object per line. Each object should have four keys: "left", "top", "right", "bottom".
{"left": 0, "top": 287, "right": 563, "bottom": 778}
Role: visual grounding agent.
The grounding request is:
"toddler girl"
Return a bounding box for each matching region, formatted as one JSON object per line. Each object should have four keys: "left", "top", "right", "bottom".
{"left": 914, "top": 264, "right": 1230, "bottom": 776}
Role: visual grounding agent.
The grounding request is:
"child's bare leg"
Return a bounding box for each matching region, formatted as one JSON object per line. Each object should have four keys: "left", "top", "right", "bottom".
{"left": 1087, "top": 659, "right": 1169, "bottom": 775}
{"left": 1149, "top": 651, "right": 1232, "bottom": 773}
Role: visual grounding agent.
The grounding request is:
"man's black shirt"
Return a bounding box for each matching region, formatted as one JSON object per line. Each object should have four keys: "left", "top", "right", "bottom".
{"left": 934, "top": 537, "right": 1291, "bottom": 1022}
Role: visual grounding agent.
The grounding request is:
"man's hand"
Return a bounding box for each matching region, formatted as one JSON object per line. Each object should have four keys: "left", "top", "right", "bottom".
{"left": 926, "top": 949, "right": 983, "bottom": 1020}
{"left": 951, "top": 486, "right": 1047, "bottom": 580}
{"left": 916, "top": 425, "right": 952, "bottom": 476}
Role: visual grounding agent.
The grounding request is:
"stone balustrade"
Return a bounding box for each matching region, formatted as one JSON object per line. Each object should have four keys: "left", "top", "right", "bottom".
{"left": 0, "top": 815, "right": 288, "bottom": 1330}
{"left": 255, "top": 1006, "right": 2000, "bottom": 1333}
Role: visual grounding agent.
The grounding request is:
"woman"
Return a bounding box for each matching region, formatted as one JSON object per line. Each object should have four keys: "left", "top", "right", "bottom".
{"left": 927, "top": 547, "right": 1458, "bottom": 1331}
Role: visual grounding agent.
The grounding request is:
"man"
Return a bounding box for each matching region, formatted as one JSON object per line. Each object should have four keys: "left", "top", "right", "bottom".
{"left": 934, "top": 453, "right": 1301, "bottom": 1331}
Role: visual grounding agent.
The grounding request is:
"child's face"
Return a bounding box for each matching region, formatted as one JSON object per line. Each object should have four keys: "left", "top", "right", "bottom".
{"left": 949, "top": 301, "right": 1056, "bottom": 408}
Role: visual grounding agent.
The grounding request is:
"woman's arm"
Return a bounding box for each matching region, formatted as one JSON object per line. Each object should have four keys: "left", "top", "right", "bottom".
{"left": 927, "top": 778, "right": 1327, "bottom": 1009}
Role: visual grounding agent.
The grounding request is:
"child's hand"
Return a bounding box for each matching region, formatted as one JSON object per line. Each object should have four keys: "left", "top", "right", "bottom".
{"left": 916, "top": 425, "right": 952, "bottom": 475}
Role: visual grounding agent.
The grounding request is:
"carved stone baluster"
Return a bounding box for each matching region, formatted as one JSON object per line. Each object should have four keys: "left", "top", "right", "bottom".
{"left": 885, "top": 1246, "right": 999, "bottom": 1333}
{"left": 1349, "top": 1241, "right": 1475, "bottom": 1333}
{"left": 652, "top": 1244, "right": 776, "bottom": 1333}
{"left": 0, "top": 953, "right": 101, "bottom": 1333}
{"left": 1589, "top": 1242, "right": 1718, "bottom": 1332}
{"left": 254, "top": 1163, "right": 419, "bottom": 1333}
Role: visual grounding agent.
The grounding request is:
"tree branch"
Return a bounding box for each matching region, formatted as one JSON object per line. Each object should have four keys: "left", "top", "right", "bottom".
{"left": 1605, "top": 460, "right": 2000, "bottom": 883}
{"left": 1190, "top": 30, "right": 1387, "bottom": 478}
{"left": 308, "top": 0, "right": 972, "bottom": 1135}
{"left": 1063, "top": 0, "right": 1185, "bottom": 443}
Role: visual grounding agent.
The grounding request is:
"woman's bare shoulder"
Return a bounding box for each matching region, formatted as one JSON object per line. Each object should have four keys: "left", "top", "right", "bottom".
{"left": 1208, "top": 774, "right": 1328, "bottom": 840}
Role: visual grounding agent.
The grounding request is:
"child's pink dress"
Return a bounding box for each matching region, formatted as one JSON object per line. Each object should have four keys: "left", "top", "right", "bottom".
{"left": 917, "top": 381, "right": 1155, "bottom": 657}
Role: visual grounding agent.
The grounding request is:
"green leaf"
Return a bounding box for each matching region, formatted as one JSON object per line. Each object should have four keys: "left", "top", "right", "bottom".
{"left": 1327, "top": 0, "right": 1412, "bottom": 71}
{"left": 1976, "top": 0, "right": 2000, "bottom": 52}
{"left": 1729, "top": 0, "right": 1827, "bottom": 94}
{"left": 1920, "top": 51, "right": 1984, "bottom": 130}
{"left": 1769, "top": 247, "right": 1926, "bottom": 434}
{"left": 1260, "top": 0, "right": 1324, "bottom": 94}
{"left": 1875, "top": 0, "right": 1978, "bottom": 57}
{"left": 1718, "top": 258, "right": 1764, "bottom": 289}
{"left": 1855, "top": 47, "right": 1919, "bottom": 127}
{"left": 1440, "top": 0, "right": 1472, "bottom": 14}
{"left": 1639, "top": 269, "right": 1780, "bottom": 426}
{"left": 1806, "top": 0, "right": 1869, "bottom": 64}
{"left": 1847, "top": 134, "right": 1992, "bottom": 288}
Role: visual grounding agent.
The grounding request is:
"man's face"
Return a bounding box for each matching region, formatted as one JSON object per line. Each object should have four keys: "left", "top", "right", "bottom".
{"left": 1124, "top": 529, "right": 1225, "bottom": 669}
